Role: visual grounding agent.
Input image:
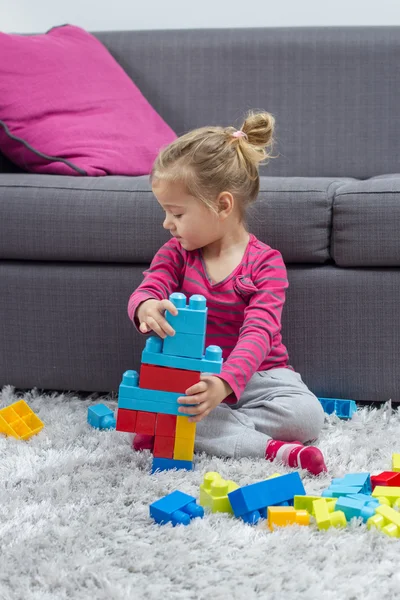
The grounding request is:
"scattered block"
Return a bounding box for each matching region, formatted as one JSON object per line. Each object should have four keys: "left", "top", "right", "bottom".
{"left": 367, "top": 504, "right": 400, "bottom": 537}
{"left": 267, "top": 506, "right": 310, "bottom": 530}
{"left": 371, "top": 471, "right": 400, "bottom": 490}
{"left": 318, "top": 397, "right": 357, "bottom": 419}
{"left": 392, "top": 454, "right": 400, "bottom": 473}
{"left": 200, "top": 472, "right": 239, "bottom": 514}
{"left": 335, "top": 496, "right": 377, "bottom": 523}
{"left": 87, "top": 404, "right": 116, "bottom": 430}
{"left": 0, "top": 400, "right": 44, "bottom": 440}
{"left": 313, "top": 498, "right": 346, "bottom": 530}
{"left": 150, "top": 490, "right": 204, "bottom": 526}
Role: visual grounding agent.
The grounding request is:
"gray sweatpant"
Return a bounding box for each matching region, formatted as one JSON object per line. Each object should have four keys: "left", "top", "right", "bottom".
{"left": 195, "top": 368, "right": 325, "bottom": 459}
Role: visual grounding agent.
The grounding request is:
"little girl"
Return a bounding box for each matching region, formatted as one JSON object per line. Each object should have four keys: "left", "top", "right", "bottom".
{"left": 127, "top": 110, "right": 327, "bottom": 476}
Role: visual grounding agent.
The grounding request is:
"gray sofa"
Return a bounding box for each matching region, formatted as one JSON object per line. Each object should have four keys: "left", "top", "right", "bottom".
{"left": 1, "top": 26, "right": 399, "bottom": 401}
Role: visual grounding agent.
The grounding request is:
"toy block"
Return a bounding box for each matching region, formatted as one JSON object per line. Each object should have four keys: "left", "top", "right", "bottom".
{"left": 392, "top": 454, "right": 400, "bottom": 472}
{"left": 321, "top": 486, "right": 363, "bottom": 498}
{"left": 313, "top": 498, "right": 346, "bottom": 530}
{"left": 176, "top": 415, "right": 196, "bottom": 440}
{"left": 119, "top": 371, "right": 181, "bottom": 403}
{"left": 372, "top": 486, "right": 400, "bottom": 507}
{"left": 335, "top": 496, "right": 377, "bottom": 523}
{"left": 151, "top": 457, "right": 193, "bottom": 473}
{"left": 142, "top": 336, "right": 223, "bottom": 374}
{"left": 118, "top": 397, "right": 183, "bottom": 417}
{"left": 199, "top": 472, "right": 239, "bottom": 514}
{"left": 371, "top": 471, "right": 400, "bottom": 490}
{"left": 87, "top": 404, "right": 116, "bottom": 430}
{"left": 317, "top": 397, "right": 357, "bottom": 419}
{"left": 153, "top": 436, "right": 175, "bottom": 459}
{"left": 0, "top": 400, "right": 44, "bottom": 440}
{"left": 294, "top": 495, "right": 335, "bottom": 515}
{"left": 165, "top": 293, "right": 208, "bottom": 334}
{"left": 163, "top": 331, "right": 205, "bottom": 359}
{"left": 116, "top": 408, "right": 138, "bottom": 433}
{"left": 140, "top": 364, "right": 200, "bottom": 393}
{"left": 155, "top": 414, "right": 177, "bottom": 437}
{"left": 227, "top": 472, "right": 306, "bottom": 525}
{"left": 367, "top": 504, "right": 400, "bottom": 537}
{"left": 150, "top": 490, "right": 204, "bottom": 526}
{"left": 173, "top": 436, "right": 195, "bottom": 461}
{"left": 135, "top": 411, "right": 157, "bottom": 435}
{"left": 331, "top": 472, "right": 371, "bottom": 494}
{"left": 347, "top": 493, "right": 379, "bottom": 507}
{"left": 267, "top": 506, "right": 310, "bottom": 530}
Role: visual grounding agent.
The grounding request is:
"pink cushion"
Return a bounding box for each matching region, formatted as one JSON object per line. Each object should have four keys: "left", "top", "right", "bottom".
{"left": 0, "top": 25, "right": 176, "bottom": 176}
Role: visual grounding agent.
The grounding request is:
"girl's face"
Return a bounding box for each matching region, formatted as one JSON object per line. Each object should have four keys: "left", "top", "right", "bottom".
{"left": 152, "top": 179, "right": 221, "bottom": 251}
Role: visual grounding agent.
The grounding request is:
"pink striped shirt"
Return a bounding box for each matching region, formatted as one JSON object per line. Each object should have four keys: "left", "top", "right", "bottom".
{"left": 128, "top": 233, "right": 293, "bottom": 403}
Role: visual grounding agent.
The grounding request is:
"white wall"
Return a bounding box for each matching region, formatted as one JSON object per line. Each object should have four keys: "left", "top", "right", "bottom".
{"left": 2, "top": 0, "right": 400, "bottom": 33}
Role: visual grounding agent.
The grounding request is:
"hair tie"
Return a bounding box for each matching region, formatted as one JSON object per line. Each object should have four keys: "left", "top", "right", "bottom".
{"left": 232, "top": 130, "right": 248, "bottom": 140}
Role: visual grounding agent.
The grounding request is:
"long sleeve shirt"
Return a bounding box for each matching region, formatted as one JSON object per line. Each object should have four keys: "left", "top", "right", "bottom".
{"left": 127, "top": 233, "right": 294, "bottom": 403}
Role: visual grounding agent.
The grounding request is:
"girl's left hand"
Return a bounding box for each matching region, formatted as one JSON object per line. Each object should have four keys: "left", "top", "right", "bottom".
{"left": 177, "top": 375, "right": 232, "bottom": 423}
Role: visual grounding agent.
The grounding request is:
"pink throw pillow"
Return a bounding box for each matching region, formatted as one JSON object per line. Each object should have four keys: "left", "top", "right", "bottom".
{"left": 0, "top": 25, "right": 177, "bottom": 176}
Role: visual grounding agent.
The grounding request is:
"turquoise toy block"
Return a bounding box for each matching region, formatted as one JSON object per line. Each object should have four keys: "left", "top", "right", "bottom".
{"left": 118, "top": 397, "right": 192, "bottom": 416}
{"left": 331, "top": 472, "right": 371, "bottom": 495}
{"left": 150, "top": 490, "right": 204, "bottom": 525}
{"left": 347, "top": 493, "right": 379, "bottom": 506}
{"left": 142, "top": 336, "right": 223, "bottom": 374}
{"left": 163, "top": 330, "right": 205, "bottom": 359}
{"left": 335, "top": 496, "right": 377, "bottom": 522}
{"left": 151, "top": 457, "right": 193, "bottom": 473}
{"left": 322, "top": 486, "right": 363, "bottom": 498}
{"left": 165, "top": 293, "right": 208, "bottom": 334}
{"left": 227, "top": 473, "right": 306, "bottom": 525}
{"left": 318, "top": 397, "right": 357, "bottom": 419}
{"left": 87, "top": 404, "right": 116, "bottom": 430}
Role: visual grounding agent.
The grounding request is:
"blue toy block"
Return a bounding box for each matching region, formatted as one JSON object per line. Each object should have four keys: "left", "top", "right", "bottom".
{"left": 321, "top": 486, "right": 363, "bottom": 498}
{"left": 150, "top": 490, "right": 204, "bottom": 525}
{"left": 151, "top": 457, "right": 193, "bottom": 473}
{"left": 87, "top": 404, "right": 116, "bottom": 430}
{"left": 163, "top": 330, "right": 205, "bottom": 359}
{"left": 347, "top": 493, "right": 379, "bottom": 506}
{"left": 142, "top": 336, "right": 223, "bottom": 374}
{"left": 335, "top": 496, "right": 377, "bottom": 523}
{"left": 118, "top": 397, "right": 192, "bottom": 417}
{"left": 227, "top": 472, "right": 306, "bottom": 525}
{"left": 318, "top": 397, "right": 357, "bottom": 419}
{"left": 331, "top": 472, "right": 371, "bottom": 494}
{"left": 165, "top": 293, "right": 208, "bottom": 335}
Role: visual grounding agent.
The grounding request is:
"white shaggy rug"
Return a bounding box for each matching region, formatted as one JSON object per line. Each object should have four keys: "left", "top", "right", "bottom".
{"left": 1, "top": 385, "right": 399, "bottom": 600}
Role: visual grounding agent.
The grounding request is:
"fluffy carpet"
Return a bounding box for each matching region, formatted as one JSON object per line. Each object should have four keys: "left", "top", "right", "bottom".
{"left": 1, "top": 385, "right": 399, "bottom": 600}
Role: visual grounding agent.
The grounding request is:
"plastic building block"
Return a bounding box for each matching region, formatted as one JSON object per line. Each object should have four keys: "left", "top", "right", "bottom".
{"left": 142, "top": 336, "right": 223, "bottom": 374}
{"left": 367, "top": 504, "right": 400, "bottom": 537}
{"left": 372, "top": 486, "right": 400, "bottom": 508}
{"left": 87, "top": 403, "right": 116, "bottom": 430}
{"left": 116, "top": 408, "right": 137, "bottom": 433}
{"left": 176, "top": 415, "right": 196, "bottom": 440}
{"left": 155, "top": 414, "right": 177, "bottom": 437}
{"left": 150, "top": 490, "right": 204, "bottom": 526}
{"left": 392, "top": 454, "right": 400, "bottom": 472}
{"left": 135, "top": 411, "right": 157, "bottom": 435}
{"left": 294, "top": 495, "right": 335, "bottom": 515}
{"left": 165, "top": 293, "right": 208, "bottom": 334}
{"left": 0, "top": 400, "right": 44, "bottom": 440}
{"left": 140, "top": 364, "right": 200, "bottom": 393}
{"left": 173, "top": 436, "right": 195, "bottom": 461}
{"left": 267, "top": 506, "right": 310, "bottom": 530}
{"left": 322, "top": 485, "right": 363, "bottom": 498}
{"left": 313, "top": 498, "right": 346, "bottom": 530}
{"left": 331, "top": 472, "right": 371, "bottom": 494}
{"left": 347, "top": 493, "right": 380, "bottom": 507}
{"left": 163, "top": 331, "right": 205, "bottom": 359}
{"left": 118, "top": 397, "right": 182, "bottom": 416}
{"left": 227, "top": 472, "right": 306, "bottom": 524}
{"left": 151, "top": 457, "right": 193, "bottom": 473}
{"left": 200, "top": 472, "right": 239, "bottom": 513}
{"left": 153, "top": 436, "right": 175, "bottom": 459}
{"left": 335, "top": 496, "right": 377, "bottom": 523}
{"left": 318, "top": 397, "right": 357, "bottom": 419}
{"left": 371, "top": 471, "right": 400, "bottom": 490}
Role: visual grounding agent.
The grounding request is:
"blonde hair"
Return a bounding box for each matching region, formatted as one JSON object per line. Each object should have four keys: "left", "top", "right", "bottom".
{"left": 150, "top": 110, "right": 276, "bottom": 219}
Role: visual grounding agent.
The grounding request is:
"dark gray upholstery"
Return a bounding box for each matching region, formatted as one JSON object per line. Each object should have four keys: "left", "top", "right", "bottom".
{"left": 0, "top": 27, "right": 399, "bottom": 401}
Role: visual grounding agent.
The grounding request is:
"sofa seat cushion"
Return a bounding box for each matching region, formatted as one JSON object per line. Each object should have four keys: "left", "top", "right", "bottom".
{"left": 0, "top": 174, "right": 353, "bottom": 264}
{"left": 332, "top": 174, "right": 400, "bottom": 266}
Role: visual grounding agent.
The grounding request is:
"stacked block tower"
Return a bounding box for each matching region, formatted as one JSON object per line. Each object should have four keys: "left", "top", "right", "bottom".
{"left": 116, "top": 292, "right": 223, "bottom": 473}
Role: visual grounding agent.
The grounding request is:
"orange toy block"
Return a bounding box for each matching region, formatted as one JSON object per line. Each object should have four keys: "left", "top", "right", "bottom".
{"left": 153, "top": 436, "right": 175, "bottom": 459}
{"left": 116, "top": 408, "right": 138, "bottom": 433}
{"left": 267, "top": 506, "right": 310, "bottom": 531}
{"left": 135, "top": 411, "right": 157, "bottom": 435}
{"left": 0, "top": 400, "right": 44, "bottom": 440}
{"left": 140, "top": 364, "right": 200, "bottom": 393}
{"left": 155, "top": 414, "right": 177, "bottom": 437}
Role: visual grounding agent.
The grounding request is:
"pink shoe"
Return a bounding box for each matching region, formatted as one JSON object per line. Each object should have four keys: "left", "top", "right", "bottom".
{"left": 132, "top": 434, "right": 155, "bottom": 452}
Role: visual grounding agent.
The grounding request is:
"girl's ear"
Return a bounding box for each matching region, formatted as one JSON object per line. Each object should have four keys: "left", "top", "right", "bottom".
{"left": 217, "top": 191, "right": 234, "bottom": 217}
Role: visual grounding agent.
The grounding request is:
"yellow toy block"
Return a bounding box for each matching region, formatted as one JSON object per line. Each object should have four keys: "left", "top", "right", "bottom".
{"left": 313, "top": 498, "right": 346, "bottom": 530}
{"left": 372, "top": 486, "right": 400, "bottom": 506}
{"left": 294, "top": 495, "right": 336, "bottom": 516}
{"left": 392, "top": 454, "right": 400, "bottom": 472}
{"left": 0, "top": 400, "right": 44, "bottom": 440}
{"left": 176, "top": 416, "right": 196, "bottom": 440}
{"left": 199, "top": 472, "right": 239, "bottom": 513}
{"left": 267, "top": 506, "right": 310, "bottom": 530}
{"left": 367, "top": 504, "right": 400, "bottom": 537}
{"left": 173, "top": 435, "right": 194, "bottom": 461}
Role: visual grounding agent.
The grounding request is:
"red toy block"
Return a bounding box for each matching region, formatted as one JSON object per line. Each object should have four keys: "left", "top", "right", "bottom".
{"left": 155, "top": 413, "right": 177, "bottom": 437}
{"left": 371, "top": 471, "right": 400, "bottom": 490}
{"left": 116, "top": 408, "right": 137, "bottom": 433}
{"left": 135, "top": 411, "right": 157, "bottom": 435}
{"left": 140, "top": 364, "right": 200, "bottom": 393}
{"left": 153, "top": 435, "right": 175, "bottom": 459}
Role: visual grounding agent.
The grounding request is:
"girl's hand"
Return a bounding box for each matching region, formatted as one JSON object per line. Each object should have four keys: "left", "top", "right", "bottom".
{"left": 178, "top": 375, "right": 233, "bottom": 423}
{"left": 136, "top": 299, "right": 178, "bottom": 339}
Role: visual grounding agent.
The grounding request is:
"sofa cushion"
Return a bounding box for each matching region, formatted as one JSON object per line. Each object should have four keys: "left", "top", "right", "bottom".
{"left": 0, "top": 174, "right": 353, "bottom": 264}
{"left": 0, "top": 25, "right": 176, "bottom": 176}
{"left": 332, "top": 175, "right": 400, "bottom": 266}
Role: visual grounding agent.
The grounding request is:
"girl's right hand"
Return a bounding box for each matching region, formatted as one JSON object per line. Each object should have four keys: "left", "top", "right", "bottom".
{"left": 136, "top": 299, "right": 178, "bottom": 339}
